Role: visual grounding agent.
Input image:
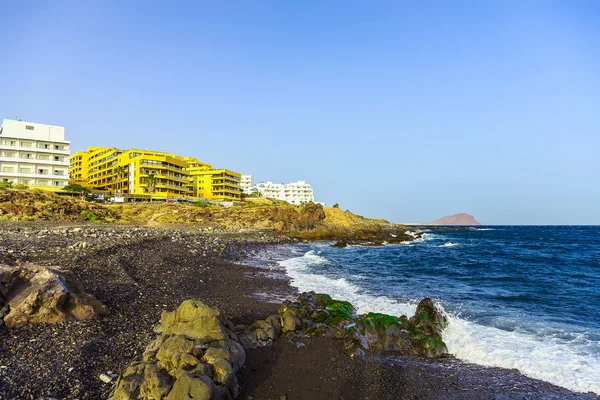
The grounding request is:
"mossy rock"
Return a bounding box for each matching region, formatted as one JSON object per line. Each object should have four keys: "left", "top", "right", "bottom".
{"left": 325, "top": 300, "right": 355, "bottom": 322}
{"left": 410, "top": 336, "right": 448, "bottom": 358}
{"left": 314, "top": 293, "right": 333, "bottom": 307}
{"left": 363, "top": 312, "right": 402, "bottom": 331}
{"left": 409, "top": 313, "right": 442, "bottom": 340}
{"left": 310, "top": 309, "right": 330, "bottom": 323}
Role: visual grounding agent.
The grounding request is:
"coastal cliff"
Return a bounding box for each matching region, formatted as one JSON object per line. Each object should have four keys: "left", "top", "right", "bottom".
{"left": 0, "top": 189, "right": 414, "bottom": 244}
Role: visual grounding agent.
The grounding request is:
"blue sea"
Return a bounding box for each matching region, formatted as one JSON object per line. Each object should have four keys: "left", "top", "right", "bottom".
{"left": 276, "top": 226, "right": 600, "bottom": 394}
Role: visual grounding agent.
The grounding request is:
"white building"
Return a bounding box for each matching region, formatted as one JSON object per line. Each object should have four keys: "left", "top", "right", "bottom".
{"left": 252, "top": 180, "right": 318, "bottom": 205}
{"left": 0, "top": 119, "right": 70, "bottom": 188}
{"left": 241, "top": 174, "right": 252, "bottom": 193}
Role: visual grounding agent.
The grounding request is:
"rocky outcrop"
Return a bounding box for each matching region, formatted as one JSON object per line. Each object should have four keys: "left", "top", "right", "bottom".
{"left": 111, "top": 295, "right": 448, "bottom": 399}
{"left": 237, "top": 292, "right": 449, "bottom": 358}
{"left": 0, "top": 263, "right": 108, "bottom": 329}
{"left": 264, "top": 203, "right": 326, "bottom": 233}
{"left": 111, "top": 300, "right": 246, "bottom": 400}
{"left": 0, "top": 188, "right": 120, "bottom": 222}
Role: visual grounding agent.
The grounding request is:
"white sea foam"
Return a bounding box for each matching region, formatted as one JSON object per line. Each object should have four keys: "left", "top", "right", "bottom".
{"left": 278, "top": 250, "right": 416, "bottom": 317}
{"left": 278, "top": 250, "right": 600, "bottom": 395}
{"left": 393, "top": 232, "right": 437, "bottom": 245}
{"left": 439, "top": 242, "right": 460, "bottom": 247}
{"left": 443, "top": 315, "right": 600, "bottom": 394}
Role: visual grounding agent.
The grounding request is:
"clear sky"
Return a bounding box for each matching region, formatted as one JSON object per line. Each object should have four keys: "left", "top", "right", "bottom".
{"left": 1, "top": 1, "right": 599, "bottom": 224}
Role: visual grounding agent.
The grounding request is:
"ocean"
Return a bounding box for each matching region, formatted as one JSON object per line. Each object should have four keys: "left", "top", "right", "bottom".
{"left": 275, "top": 226, "right": 600, "bottom": 395}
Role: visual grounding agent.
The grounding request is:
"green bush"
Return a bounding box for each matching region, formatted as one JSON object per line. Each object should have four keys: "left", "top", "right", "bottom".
{"left": 333, "top": 203, "right": 340, "bottom": 208}
{"left": 81, "top": 210, "right": 97, "bottom": 222}
{"left": 12, "top": 183, "right": 28, "bottom": 190}
{"left": 0, "top": 181, "right": 13, "bottom": 189}
{"left": 193, "top": 201, "right": 213, "bottom": 208}
{"left": 64, "top": 184, "right": 89, "bottom": 193}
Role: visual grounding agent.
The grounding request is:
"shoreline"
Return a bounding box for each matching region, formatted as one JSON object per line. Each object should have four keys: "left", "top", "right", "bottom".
{"left": 0, "top": 223, "right": 595, "bottom": 399}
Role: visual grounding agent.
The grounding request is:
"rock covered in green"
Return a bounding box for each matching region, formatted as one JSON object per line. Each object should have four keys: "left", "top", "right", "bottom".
{"left": 262, "top": 292, "right": 449, "bottom": 358}
{"left": 111, "top": 300, "right": 245, "bottom": 400}
{"left": 407, "top": 297, "right": 449, "bottom": 357}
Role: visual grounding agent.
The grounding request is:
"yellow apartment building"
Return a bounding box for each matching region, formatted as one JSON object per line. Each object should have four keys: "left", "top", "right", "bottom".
{"left": 70, "top": 147, "right": 192, "bottom": 199}
{"left": 187, "top": 166, "right": 242, "bottom": 201}
{"left": 69, "top": 147, "right": 241, "bottom": 201}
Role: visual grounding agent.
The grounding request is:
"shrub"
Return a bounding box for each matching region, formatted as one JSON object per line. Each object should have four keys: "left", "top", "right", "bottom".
{"left": 12, "top": 183, "right": 28, "bottom": 190}
{"left": 333, "top": 203, "right": 340, "bottom": 208}
{"left": 193, "top": 201, "right": 213, "bottom": 208}
{"left": 81, "top": 210, "right": 97, "bottom": 222}
{"left": 0, "top": 181, "right": 13, "bottom": 189}
{"left": 64, "top": 184, "right": 89, "bottom": 193}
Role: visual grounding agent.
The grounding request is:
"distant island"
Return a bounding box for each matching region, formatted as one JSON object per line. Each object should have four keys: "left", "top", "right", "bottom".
{"left": 427, "top": 213, "right": 481, "bottom": 225}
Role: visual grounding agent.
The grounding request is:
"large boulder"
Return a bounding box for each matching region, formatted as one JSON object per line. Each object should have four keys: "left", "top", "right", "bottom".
{"left": 112, "top": 300, "right": 245, "bottom": 400}
{"left": 408, "top": 297, "right": 449, "bottom": 357}
{"left": 408, "top": 297, "right": 448, "bottom": 340}
{"left": 0, "top": 263, "right": 108, "bottom": 329}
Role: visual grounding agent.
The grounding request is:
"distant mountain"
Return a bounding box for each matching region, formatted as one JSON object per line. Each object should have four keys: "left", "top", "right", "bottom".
{"left": 426, "top": 213, "right": 481, "bottom": 225}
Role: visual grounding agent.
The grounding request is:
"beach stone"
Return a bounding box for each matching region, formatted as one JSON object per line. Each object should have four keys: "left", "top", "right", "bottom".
{"left": 0, "top": 263, "right": 108, "bottom": 329}
{"left": 280, "top": 311, "right": 302, "bottom": 332}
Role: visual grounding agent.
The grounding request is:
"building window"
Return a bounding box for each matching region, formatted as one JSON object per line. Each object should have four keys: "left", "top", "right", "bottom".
{"left": 2, "top": 167, "right": 14, "bottom": 172}
{"left": 19, "top": 167, "right": 31, "bottom": 173}
{"left": 20, "top": 142, "right": 32, "bottom": 148}
{"left": 26, "top": 125, "right": 34, "bottom": 130}
{"left": 38, "top": 154, "right": 50, "bottom": 160}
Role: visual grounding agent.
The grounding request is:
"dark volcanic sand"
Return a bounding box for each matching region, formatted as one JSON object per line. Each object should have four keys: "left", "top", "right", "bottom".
{"left": 0, "top": 223, "right": 596, "bottom": 400}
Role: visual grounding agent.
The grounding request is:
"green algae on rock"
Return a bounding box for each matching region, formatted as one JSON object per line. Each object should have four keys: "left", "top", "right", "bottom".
{"left": 239, "top": 292, "right": 450, "bottom": 358}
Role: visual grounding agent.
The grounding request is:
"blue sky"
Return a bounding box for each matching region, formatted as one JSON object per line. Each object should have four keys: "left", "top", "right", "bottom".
{"left": 1, "top": 1, "right": 599, "bottom": 224}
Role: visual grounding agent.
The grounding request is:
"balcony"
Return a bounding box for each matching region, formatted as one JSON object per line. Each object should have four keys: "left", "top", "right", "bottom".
{"left": 140, "top": 161, "right": 184, "bottom": 172}
{"left": 141, "top": 183, "right": 191, "bottom": 192}
{"left": 0, "top": 171, "right": 69, "bottom": 180}
{"left": 140, "top": 172, "right": 189, "bottom": 183}
{"left": 0, "top": 143, "right": 70, "bottom": 155}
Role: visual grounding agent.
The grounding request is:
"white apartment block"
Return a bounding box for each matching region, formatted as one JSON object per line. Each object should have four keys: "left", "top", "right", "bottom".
{"left": 241, "top": 174, "right": 252, "bottom": 193}
{"left": 252, "top": 180, "right": 316, "bottom": 205}
{"left": 0, "top": 119, "right": 70, "bottom": 188}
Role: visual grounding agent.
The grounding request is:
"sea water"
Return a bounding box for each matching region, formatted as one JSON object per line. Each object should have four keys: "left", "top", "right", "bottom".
{"left": 276, "top": 226, "right": 600, "bottom": 395}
